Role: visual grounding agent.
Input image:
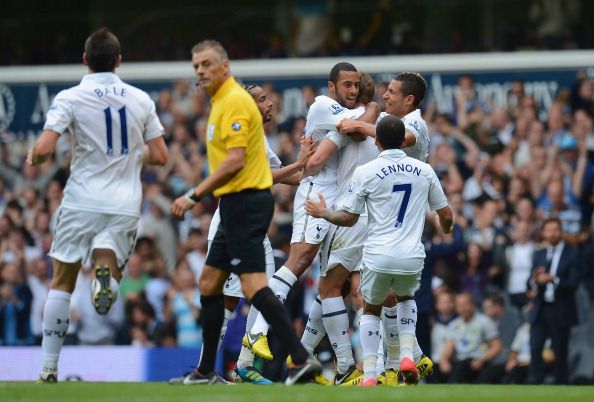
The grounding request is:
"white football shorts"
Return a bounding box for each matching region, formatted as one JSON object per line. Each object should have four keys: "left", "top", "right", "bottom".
{"left": 359, "top": 266, "right": 422, "bottom": 305}
{"left": 320, "top": 214, "right": 368, "bottom": 277}
{"left": 49, "top": 207, "right": 138, "bottom": 269}
{"left": 291, "top": 180, "right": 338, "bottom": 245}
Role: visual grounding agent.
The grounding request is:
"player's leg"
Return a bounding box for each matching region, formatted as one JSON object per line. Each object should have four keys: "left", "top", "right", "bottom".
{"left": 40, "top": 208, "right": 91, "bottom": 382}
{"left": 91, "top": 248, "right": 121, "bottom": 315}
{"left": 248, "top": 242, "right": 319, "bottom": 341}
{"left": 39, "top": 259, "right": 81, "bottom": 383}
{"left": 318, "top": 264, "right": 359, "bottom": 384}
{"left": 358, "top": 267, "right": 391, "bottom": 386}
{"left": 392, "top": 272, "right": 423, "bottom": 385}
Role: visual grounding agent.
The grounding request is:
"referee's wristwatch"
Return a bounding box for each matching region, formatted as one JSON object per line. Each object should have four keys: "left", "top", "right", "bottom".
{"left": 184, "top": 188, "right": 201, "bottom": 206}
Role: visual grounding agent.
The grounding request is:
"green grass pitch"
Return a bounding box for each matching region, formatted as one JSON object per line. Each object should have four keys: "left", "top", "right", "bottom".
{"left": 2, "top": 383, "right": 594, "bottom": 402}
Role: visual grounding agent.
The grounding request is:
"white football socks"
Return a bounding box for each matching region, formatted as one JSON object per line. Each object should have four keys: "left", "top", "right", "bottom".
{"left": 359, "top": 314, "right": 381, "bottom": 381}
{"left": 237, "top": 305, "right": 260, "bottom": 369}
{"left": 382, "top": 306, "right": 400, "bottom": 369}
{"left": 41, "top": 289, "right": 71, "bottom": 374}
{"left": 250, "top": 266, "right": 297, "bottom": 335}
{"left": 322, "top": 297, "right": 354, "bottom": 374}
{"left": 300, "top": 297, "right": 326, "bottom": 354}
{"left": 377, "top": 320, "right": 385, "bottom": 374}
{"left": 396, "top": 300, "right": 417, "bottom": 363}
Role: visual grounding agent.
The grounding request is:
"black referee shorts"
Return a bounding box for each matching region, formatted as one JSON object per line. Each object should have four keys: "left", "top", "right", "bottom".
{"left": 206, "top": 188, "right": 274, "bottom": 275}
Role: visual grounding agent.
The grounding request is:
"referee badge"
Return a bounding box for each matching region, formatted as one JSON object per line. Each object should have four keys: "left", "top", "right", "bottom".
{"left": 207, "top": 124, "right": 215, "bottom": 141}
{"left": 231, "top": 122, "right": 241, "bottom": 131}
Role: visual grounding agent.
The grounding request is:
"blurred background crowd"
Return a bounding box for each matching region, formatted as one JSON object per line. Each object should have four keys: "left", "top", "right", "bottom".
{"left": 2, "top": 0, "right": 594, "bottom": 65}
{"left": 1, "top": 68, "right": 594, "bottom": 384}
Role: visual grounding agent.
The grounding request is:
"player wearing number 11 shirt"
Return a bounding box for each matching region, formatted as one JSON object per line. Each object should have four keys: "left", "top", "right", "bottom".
{"left": 28, "top": 28, "right": 168, "bottom": 383}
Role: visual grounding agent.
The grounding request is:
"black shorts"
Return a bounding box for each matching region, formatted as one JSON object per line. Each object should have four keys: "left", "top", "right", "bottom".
{"left": 205, "top": 189, "right": 274, "bottom": 275}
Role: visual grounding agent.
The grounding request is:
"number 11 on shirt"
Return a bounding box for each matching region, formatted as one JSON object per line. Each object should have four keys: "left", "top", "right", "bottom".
{"left": 104, "top": 106, "right": 128, "bottom": 155}
{"left": 393, "top": 183, "right": 411, "bottom": 228}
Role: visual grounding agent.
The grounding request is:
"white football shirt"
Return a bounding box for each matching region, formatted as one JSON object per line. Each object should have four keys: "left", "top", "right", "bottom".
{"left": 342, "top": 149, "right": 448, "bottom": 274}
{"left": 303, "top": 95, "right": 353, "bottom": 186}
{"left": 44, "top": 73, "right": 164, "bottom": 217}
{"left": 377, "top": 109, "right": 429, "bottom": 162}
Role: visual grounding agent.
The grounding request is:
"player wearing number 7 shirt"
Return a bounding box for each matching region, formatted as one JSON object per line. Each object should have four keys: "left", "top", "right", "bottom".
{"left": 306, "top": 115, "right": 452, "bottom": 386}
{"left": 27, "top": 28, "right": 168, "bottom": 383}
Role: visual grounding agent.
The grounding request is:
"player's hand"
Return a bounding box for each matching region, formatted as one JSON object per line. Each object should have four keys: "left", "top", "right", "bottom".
{"left": 336, "top": 119, "right": 359, "bottom": 136}
{"left": 297, "top": 136, "right": 316, "bottom": 167}
{"left": 170, "top": 196, "right": 194, "bottom": 220}
{"left": 304, "top": 192, "right": 327, "bottom": 218}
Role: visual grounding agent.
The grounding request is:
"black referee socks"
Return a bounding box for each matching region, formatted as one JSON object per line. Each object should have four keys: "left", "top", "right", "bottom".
{"left": 251, "top": 286, "right": 309, "bottom": 365}
{"left": 198, "top": 293, "right": 224, "bottom": 374}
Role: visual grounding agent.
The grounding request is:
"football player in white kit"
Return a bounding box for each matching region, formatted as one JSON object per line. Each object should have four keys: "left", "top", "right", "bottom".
{"left": 244, "top": 63, "right": 379, "bottom": 370}
{"left": 339, "top": 72, "right": 435, "bottom": 383}
{"left": 306, "top": 115, "right": 453, "bottom": 386}
{"left": 294, "top": 73, "right": 379, "bottom": 385}
{"left": 169, "top": 83, "right": 314, "bottom": 385}
{"left": 29, "top": 28, "right": 168, "bottom": 383}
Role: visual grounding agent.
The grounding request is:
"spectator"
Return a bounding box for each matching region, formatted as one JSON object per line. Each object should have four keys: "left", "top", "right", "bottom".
{"left": 439, "top": 292, "right": 503, "bottom": 383}
{"left": 482, "top": 293, "right": 521, "bottom": 383}
{"left": 502, "top": 220, "right": 535, "bottom": 308}
{"left": 165, "top": 263, "right": 202, "bottom": 348}
{"left": 527, "top": 217, "right": 584, "bottom": 385}
{"left": 27, "top": 258, "right": 51, "bottom": 344}
{"left": 504, "top": 321, "right": 531, "bottom": 384}
{"left": 0, "top": 261, "right": 33, "bottom": 345}
{"left": 430, "top": 289, "right": 457, "bottom": 383}
{"left": 119, "top": 254, "right": 150, "bottom": 302}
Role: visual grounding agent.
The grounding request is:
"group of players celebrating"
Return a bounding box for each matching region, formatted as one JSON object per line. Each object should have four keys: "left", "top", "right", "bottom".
{"left": 31, "top": 28, "right": 452, "bottom": 387}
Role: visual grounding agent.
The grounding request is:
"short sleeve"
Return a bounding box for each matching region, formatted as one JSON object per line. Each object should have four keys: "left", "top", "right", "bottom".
{"left": 305, "top": 97, "right": 349, "bottom": 136}
{"left": 483, "top": 316, "right": 499, "bottom": 341}
{"left": 144, "top": 99, "right": 164, "bottom": 142}
{"left": 428, "top": 168, "right": 448, "bottom": 211}
{"left": 43, "top": 91, "right": 72, "bottom": 134}
{"left": 264, "top": 136, "right": 282, "bottom": 169}
{"left": 404, "top": 119, "right": 421, "bottom": 141}
{"left": 220, "top": 97, "right": 251, "bottom": 149}
{"left": 325, "top": 130, "right": 349, "bottom": 149}
{"left": 342, "top": 167, "right": 367, "bottom": 215}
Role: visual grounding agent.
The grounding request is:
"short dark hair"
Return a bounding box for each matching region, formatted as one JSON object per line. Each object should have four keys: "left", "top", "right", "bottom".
{"left": 395, "top": 72, "right": 427, "bottom": 108}
{"left": 191, "top": 40, "right": 228, "bottom": 60}
{"left": 357, "top": 72, "right": 375, "bottom": 105}
{"left": 84, "top": 28, "right": 121, "bottom": 72}
{"left": 541, "top": 217, "right": 562, "bottom": 231}
{"left": 329, "top": 62, "right": 357, "bottom": 84}
{"left": 376, "top": 115, "right": 405, "bottom": 150}
{"left": 483, "top": 293, "right": 504, "bottom": 307}
{"left": 242, "top": 82, "right": 259, "bottom": 94}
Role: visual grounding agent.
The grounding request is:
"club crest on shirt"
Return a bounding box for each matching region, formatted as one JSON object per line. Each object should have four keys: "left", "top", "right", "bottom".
{"left": 207, "top": 124, "right": 215, "bottom": 141}
{"left": 231, "top": 122, "right": 241, "bottom": 131}
{"left": 329, "top": 103, "right": 344, "bottom": 115}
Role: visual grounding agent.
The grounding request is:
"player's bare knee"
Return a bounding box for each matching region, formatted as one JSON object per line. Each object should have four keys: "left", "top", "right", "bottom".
{"left": 396, "top": 294, "right": 413, "bottom": 302}
{"left": 384, "top": 292, "right": 397, "bottom": 307}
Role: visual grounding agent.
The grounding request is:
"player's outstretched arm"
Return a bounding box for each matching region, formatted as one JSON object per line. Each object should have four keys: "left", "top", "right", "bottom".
{"left": 305, "top": 192, "right": 359, "bottom": 227}
{"left": 27, "top": 130, "right": 60, "bottom": 166}
{"left": 272, "top": 135, "right": 315, "bottom": 185}
{"left": 337, "top": 119, "right": 376, "bottom": 139}
{"left": 143, "top": 136, "right": 168, "bottom": 166}
{"left": 436, "top": 205, "right": 453, "bottom": 234}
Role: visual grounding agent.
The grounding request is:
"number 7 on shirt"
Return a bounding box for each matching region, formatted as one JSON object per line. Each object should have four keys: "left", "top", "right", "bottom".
{"left": 392, "top": 183, "right": 411, "bottom": 228}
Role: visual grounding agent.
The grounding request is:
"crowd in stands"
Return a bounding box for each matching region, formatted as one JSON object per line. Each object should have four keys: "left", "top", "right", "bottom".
{"left": 1, "top": 71, "right": 594, "bottom": 384}
{"left": 2, "top": 0, "right": 593, "bottom": 65}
